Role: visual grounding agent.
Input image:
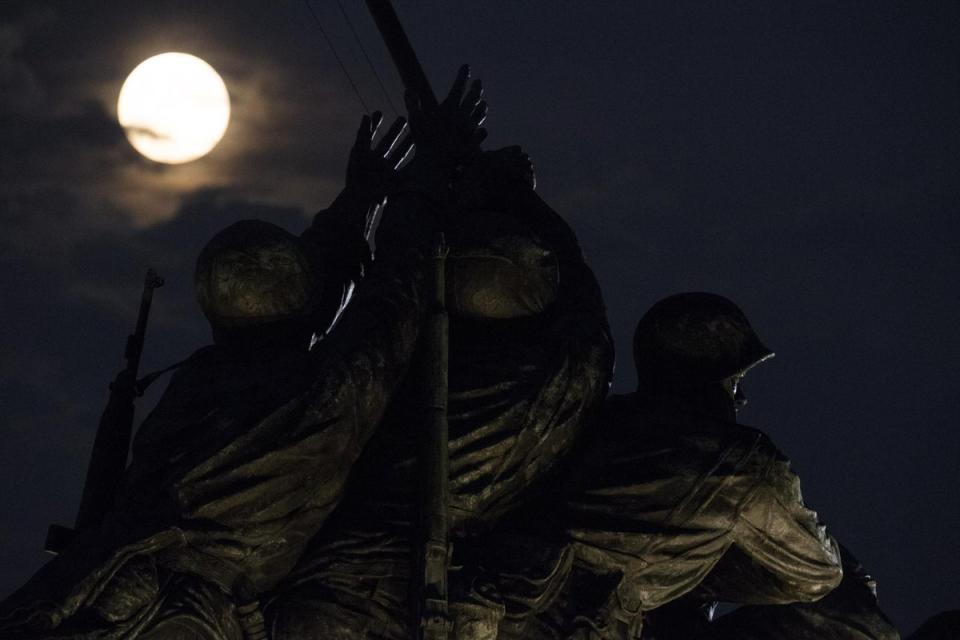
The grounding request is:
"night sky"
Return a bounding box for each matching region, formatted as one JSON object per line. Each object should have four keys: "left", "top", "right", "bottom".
{"left": 1, "top": 1, "right": 957, "bottom": 633}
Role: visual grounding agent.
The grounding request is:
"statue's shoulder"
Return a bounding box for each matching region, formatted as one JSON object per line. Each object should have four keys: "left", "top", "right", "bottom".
{"left": 712, "top": 422, "right": 803, "bottom": 497}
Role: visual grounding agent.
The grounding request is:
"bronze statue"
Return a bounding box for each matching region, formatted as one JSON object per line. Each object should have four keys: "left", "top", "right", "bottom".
{"left": 0, "top": 95, "right": 469, "bottom": 638}
{"left": 0, "top": 2, "right": 908, "bottom": 629}
{"left": 648, "top": 545, "right": 900, "bottom": 639}
{"left": 478, "top": 293, "right": 897, "bottom": 640}
{"left": 261, "top": 73, "right": 614, "bottom": 640}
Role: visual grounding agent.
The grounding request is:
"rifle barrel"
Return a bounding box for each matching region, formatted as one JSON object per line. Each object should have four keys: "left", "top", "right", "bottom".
{"left": 73, "top": 268, "right": 163, "bottom": 532}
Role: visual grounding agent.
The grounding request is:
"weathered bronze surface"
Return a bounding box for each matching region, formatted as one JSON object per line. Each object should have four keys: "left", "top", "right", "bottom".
{"left": 0, "top": 23, "right": 906, "bottom": 640}
{"left": 263, "top": 155, "right": 614, "bottom": 640}
{"left": 0, "top": 103, "right": 440, "bottom": 639}
{"left": 481, "top": 294, "right": 898, "bottom": 640}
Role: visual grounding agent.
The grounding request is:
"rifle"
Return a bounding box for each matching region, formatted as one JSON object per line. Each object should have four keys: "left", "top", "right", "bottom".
{"left": 45, "top": 268, "right": 164, "bottom": 554}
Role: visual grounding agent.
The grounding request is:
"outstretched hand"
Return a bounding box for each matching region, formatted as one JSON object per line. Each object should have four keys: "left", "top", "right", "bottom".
{"left": 405, "top": 64, "right": 488, "bottom": 170}
{"left": 345, "top": 110, "right": 415, "bottom": 203}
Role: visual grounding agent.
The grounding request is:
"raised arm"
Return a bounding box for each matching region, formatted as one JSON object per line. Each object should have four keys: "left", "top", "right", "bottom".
{"left": 301, "top": 111, "right": 413, "bottom": 332}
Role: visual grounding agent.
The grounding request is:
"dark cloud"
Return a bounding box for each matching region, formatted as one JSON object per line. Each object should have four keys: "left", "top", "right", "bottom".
{"left": 1, "top": 100, "right": 142, "bottom": 191}
{"left": 121, "top": 125, "right": 171, "bottom": 141}
{"left": 0, "top": 5, "right": 57, "bottom": 110}
{"left": 0, "top": 0, "right": 363, "bottom": 227}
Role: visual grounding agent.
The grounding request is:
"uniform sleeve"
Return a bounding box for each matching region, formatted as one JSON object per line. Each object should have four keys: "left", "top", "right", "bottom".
{"left": 113, "top": 247, "right": 429, "bottom": 594}
{"left": 701, "top": 439, "right": 843, "bottom": 604}
{"left": 0, "top": 255, "right": 430, "bottom": 631}
{"left": 299, "top": 191, "right": 375, "bottom": 334}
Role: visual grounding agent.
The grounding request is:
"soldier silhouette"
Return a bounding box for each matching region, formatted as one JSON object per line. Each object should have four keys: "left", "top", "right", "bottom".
{"left": 0, "top": 73, "right": 483, "bottom": 638}
{"left": 263, "top": 69, "right": 613, "bottom": 640}
{"left": 478, "top": 292, "right": 897, "bottom": 640}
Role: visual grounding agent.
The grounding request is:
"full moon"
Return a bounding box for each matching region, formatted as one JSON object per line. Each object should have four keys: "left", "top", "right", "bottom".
{"left": 118, "top": 52, "right": 230, "bottom": 164}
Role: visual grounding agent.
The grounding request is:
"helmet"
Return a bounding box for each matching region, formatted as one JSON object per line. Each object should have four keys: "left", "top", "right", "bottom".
{"left": 445, "top": 212, "right": 559, "bottom": 320}
{"left": 633, "top": 292, "right": 774, "bottom": 385}
{"left": 194, "top": 220, "right": 323, "bottom": 332}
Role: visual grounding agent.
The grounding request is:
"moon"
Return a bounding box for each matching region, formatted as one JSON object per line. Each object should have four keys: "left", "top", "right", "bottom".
{"left": 117, "top": 52, "right": 230, "bottom": 164}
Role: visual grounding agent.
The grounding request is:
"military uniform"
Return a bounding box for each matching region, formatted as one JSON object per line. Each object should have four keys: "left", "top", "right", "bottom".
{"left": 682, "top": 546, "right": 900, "bottom": 640}
{"left": 0, "top": 177, "right": 430, "bottom": 639}
{"left": 496, "top": 293, "right": 896, "bottom": 640}
{"left": 265, "top": 173, "right": 614, "bottom": 640}
{"left": 493, "top": 392, "right": 842, "bottom": 639}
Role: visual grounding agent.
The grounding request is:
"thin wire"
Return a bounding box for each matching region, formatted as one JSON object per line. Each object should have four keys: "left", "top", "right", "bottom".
{"left": 302, "top": 0, "right": 370, "bottom": 114}
{"left": 334, "top": 0, "right": 399, "bottom": 116}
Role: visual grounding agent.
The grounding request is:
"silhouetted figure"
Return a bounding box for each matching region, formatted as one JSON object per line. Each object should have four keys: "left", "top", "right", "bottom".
{"left": 0, "top": 106, "right": 459, "bottom": 639}
{"left": 492, "top": 292, "right": 900, "bottom": 640}
{"left": 479, "top": 293, "right": 843, "bottom": 639}
{"left": 263, "top": 80, "right": 613, "bottom": 640}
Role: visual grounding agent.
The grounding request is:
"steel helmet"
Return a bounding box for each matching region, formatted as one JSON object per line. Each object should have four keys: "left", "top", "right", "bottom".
{"left": 633, "top": 292, "right": 774, "bottom": 385}
{"left": 445, "top": 212, "right": 559, "bottom": 319}
{"left": 194, "top": 220, "right": 322, "bottom": 332}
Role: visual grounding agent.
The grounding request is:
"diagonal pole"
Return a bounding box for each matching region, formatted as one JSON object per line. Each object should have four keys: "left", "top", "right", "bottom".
{"left": 363, "top": 4, "right": 450, "bottom": 639}
{"left": 418, "top": 234, "right": 451, "bottom": 640}
{"left": 365, "top": 0, "right": 439, "bottom": 110}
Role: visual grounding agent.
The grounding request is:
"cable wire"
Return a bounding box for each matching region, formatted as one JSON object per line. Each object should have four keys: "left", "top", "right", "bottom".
{"left": 302, "top": 0, "right": 370, "bottom": 114}
{"left": 334, "top": 0, "right": 400, "bottom": 116}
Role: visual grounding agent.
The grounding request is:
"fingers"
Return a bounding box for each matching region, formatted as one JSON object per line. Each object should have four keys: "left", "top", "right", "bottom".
{"left": 471, "top": 128, "right": 488, "bottom": 147}
{"left": 354, "top": 114, "right": 372, "bottom": 148}
{"left": 522, "top": 152, "right": 536, "bottom": 189}
{"left": 462, "top": 79, "right": 483, "bottom": 110}
{"left": 370, "top": 110, "right": 384, "bottom": 139}
{"left": 389, "top": 136, "right": 416, "bottom": 169}
{"left": 470, "top": 100, "right": 488, "bottom": 127}
{"left": 462, "top": 78, "right": 485, "bottom": 126}
{"left": 375, "top": 117, "right": 408, "bottom": 157}
{"left": 443, "top": 64, "right": 470, "bottom": 108}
